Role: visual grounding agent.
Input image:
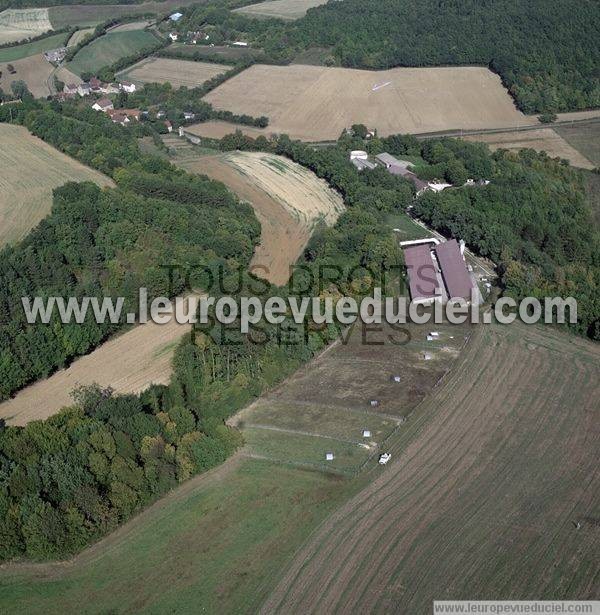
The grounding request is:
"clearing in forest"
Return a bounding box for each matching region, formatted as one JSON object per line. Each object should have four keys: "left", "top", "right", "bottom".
{"left": 0, "top": 316, "right": 190, "bottom": 426}
{"left": 0, "top": 124, "right": 113, "bottom": 248}
{"left": 233, "top": 0, "right": 329, "bottom": 20}
{"left": 167, "top": 143, "right": 345, "bottom": 285}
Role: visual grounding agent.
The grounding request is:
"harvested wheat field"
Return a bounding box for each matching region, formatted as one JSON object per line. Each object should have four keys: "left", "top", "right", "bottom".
{"left": 118, "top": 57, "right": 227, "bottom": 88}
{"left": 0, "top": 317, "right": 190, "bottom": 426}
{"left": 263, "top": 322, "right": 600, "bottom": 612}
{"left": 0, "top": 124, "right": 113, "bottom": 248}
{"left": 463, "top": 128, "right": 595, "bottom": 169}
{"left": 203, "top": 64, "right": 534, "bottom": 140}
{"left": 0, "top": 53, "right": 55, "bottom": 97}
{"left": 187, "top": 120, "right": 272, "bottom": 140}
{"left": 233, "top": 0, "right": 328, "bottom": 20}
{"left": 168, "top": 142, "right": 344, "bottom": 285}
{"left": 0, "top": 8, "right": 51, "bottom": 44}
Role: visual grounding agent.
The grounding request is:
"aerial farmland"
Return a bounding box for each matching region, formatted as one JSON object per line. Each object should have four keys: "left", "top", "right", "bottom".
{"left": 118, "top": 57, "right": 228, "bottom": 89}
{"left": 0, "top": 124, "right": 113, "bottom": 247}
{"left": 0, "top": 0, "right": 598, "bottom": 612}
{"left": 168, "top": 140, "right": 345, "bottom": 285}
{"left": 233, "top": 0, "right": 330, "bottom": 20}
{"left": 203, "top": 64, "right": 535, "bottom": 140}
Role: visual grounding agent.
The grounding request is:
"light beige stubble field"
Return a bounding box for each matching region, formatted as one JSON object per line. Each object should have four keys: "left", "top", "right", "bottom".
{"left": 171, "top": 149, "right": 344, "bottom": 285}
{"left": 463, "top": 128, "right": 595, "bottom": 169}
{"left": 0, "top": 124, "right": 114, "bottom": 247}
{"left": 203, "top": 64, "right": 535, "bottom": 141}
{"left": 119, "top": 57, "right": 227, "bottom": 88}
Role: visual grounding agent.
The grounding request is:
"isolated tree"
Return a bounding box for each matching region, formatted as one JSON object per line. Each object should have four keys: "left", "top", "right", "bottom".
{"left": 351, "top": 123, "right": 369, "bottom": 139}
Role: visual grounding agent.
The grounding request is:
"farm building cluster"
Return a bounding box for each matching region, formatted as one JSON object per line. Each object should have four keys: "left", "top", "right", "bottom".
{"left": 350, "top": 150, "right": 489, "bottom": 195}
{"left": 56, "top": 77, "right": 134, "bottom": 102}
{"left": 401, "top": 237, "right": 484, "bottom": 305}
{"left": 43, "top": 47, "right": 67, "bottom": 64}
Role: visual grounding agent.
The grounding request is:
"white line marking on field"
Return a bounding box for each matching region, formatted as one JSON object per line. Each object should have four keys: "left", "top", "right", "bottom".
{"left": 372, "top": 81, "right": 392, "bottom": 91}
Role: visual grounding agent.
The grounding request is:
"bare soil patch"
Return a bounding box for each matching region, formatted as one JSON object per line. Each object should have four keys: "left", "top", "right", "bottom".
{"left": 463, "top": 128, "right": 595, "bottom": 169}
{"left": 203, "top": 64, "right": 533, "bottom": 140}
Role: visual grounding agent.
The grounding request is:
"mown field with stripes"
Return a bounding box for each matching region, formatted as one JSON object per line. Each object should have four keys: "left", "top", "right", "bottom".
{"left": 263, "top": 322, "right": 600, "bottom": 612}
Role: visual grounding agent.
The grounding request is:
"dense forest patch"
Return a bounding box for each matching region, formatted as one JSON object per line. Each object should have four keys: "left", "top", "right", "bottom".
{"left": 175, "top": 0, "right": 600, "bottom": 114}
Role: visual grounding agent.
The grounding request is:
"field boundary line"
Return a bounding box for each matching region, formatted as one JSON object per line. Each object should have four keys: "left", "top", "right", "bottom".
{"left": 243, "top": 422, "right": 369, "bottom": 445}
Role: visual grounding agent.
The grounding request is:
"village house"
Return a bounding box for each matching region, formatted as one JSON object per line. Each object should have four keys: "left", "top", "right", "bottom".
{"left": 110, "top": 113, "right": 129, "bottom": 126}
{"left": 63, "top": 83, "right": 78, "bottom": 96}
{"left": 164, "top": 120, "right": 173, "bottom": 132}
{"left": 169, "top": 32, "right": 179, "bottom": 42}
{"left": 119, "top": 81, "right": 136, "bottom": 94}
{"left": 375, "top": 152, "right": 447, "bottom": 195}
{"left": 92, "top": 98, "right": 114, "bottom": 112}
{"left": 77, "top": 82, "right": 91, "bottom": 97}
{"left": 89, "top": 77, "right": 102, "bottom": 92}
{"left": 107, "top": 108, "right": 141, "bottom": 125}
{"left": 169, "top": 11, "right": 183, "bottom": 21}
{"left": 183, "top": 111, "right": 195, "bottom": 121}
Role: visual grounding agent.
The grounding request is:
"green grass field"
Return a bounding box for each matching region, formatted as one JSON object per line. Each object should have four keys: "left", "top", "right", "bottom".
{"left": 0, "top": 32, "right": 65, "bottom": 62}
{"left": 243, "top": 427, "right": 374, "bottom": 473}
{"left": 0, "top": 322, "right": 597, "bottom": 613}
{"left": 555, "top": 121, "right": 600, "bottom": 166}
{"left": 66, "top": 29, "right": 159, "bottom": 76}
{"left": 0, "top": 458, "right": 360, "bottom": 614}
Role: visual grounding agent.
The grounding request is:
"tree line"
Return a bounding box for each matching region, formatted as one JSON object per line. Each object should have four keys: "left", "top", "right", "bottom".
{"left": 0, "top": 96, "right": 407, "bottom": 562}
{"left": 175, "top": 0, "right": 600, "bottom": 115}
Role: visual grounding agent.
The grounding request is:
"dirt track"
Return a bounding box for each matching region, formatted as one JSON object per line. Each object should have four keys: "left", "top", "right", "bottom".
{"left": 261, "top": 323, "right": 600, "bottom": 612}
